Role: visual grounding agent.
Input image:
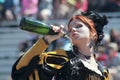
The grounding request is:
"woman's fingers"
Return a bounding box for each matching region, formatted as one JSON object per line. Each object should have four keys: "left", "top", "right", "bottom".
{"left": 60, "top": 25, "right": 64, "bottom": 29}
{"left": 50, "top": 24, "right": 65, "bottom": 38}
{"left": 51, "top": 25, "right": 64, "bottom": 33}
{"left": 44, "top": 25, "right": 65, "bottom": 43}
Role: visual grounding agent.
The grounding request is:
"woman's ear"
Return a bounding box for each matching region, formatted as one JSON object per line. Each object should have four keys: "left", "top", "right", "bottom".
{"left": 90, "top": 32, "right": 97, "bottom": 41}
{"left": 89, "top": 39, "right": 95, "bottom": 48}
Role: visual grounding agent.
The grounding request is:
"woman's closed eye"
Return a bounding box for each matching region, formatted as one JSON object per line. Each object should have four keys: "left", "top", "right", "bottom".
{"left": 75, "top": 24, "right": 83, "bottom": 28}
{"left": 68, "top": 24, "right": 83, "bottom": 33}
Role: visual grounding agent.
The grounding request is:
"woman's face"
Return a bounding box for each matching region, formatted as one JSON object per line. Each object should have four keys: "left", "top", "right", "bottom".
{"left": 68, "top": 19, "right": 90, "bottom": 46}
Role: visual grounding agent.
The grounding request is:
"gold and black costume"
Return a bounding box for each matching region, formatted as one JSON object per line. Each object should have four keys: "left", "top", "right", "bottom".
{"left": 11, "top": 38, "right": 110, "bottom": 80}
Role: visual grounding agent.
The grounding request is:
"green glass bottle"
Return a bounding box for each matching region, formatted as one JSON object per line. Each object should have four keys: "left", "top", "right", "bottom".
{"left": 19, "top": 17, "right": 58, "bottom": 35}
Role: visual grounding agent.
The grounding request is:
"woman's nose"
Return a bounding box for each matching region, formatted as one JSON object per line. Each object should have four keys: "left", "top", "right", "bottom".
{"left": 71, "top": 27, "right": 76, "bottom": 32}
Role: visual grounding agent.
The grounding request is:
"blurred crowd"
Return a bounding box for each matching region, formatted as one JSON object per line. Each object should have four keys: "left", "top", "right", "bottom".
{"left": 0, "top": 0, "right": 120, "bottom": 80}
{"left": 0, "top": 0, "right": 120, "bottom": 21}
{"left": 96, "top": 28, "right": 120, "bottom": 80}
{"left": 96, "top": 28, "right": 120, "bottom": 68}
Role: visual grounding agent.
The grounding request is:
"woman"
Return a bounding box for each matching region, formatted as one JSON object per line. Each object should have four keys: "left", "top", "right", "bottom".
{"left": 11, "top": 11, "right": 110, "bottom": 80}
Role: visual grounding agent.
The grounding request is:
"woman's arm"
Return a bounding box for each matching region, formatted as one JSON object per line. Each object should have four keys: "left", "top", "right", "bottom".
{"left": 16, "top": 38, "right": 48, "bottom": 70}
{"left": 11, "top": 55, "right": 40, "bottom": 80}
{"left": 11, "top": 25, "right": 65, "bottom": 80}
{"left": 11, "top": 38, "right": 49, "bottom": 80}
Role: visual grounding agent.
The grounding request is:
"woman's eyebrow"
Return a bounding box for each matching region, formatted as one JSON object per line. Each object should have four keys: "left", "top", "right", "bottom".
{"left": 76, "top": 22, "right": 82, "bottom": 25}
{"left": 69, "top": 20, "right": 82, "bottom": 28}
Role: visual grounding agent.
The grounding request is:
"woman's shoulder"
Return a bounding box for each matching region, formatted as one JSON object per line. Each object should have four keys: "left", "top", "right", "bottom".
{"left": 42, "top": 50, "right": 74, "bottom": 58}
{"left": 44, "top": 49, "right": 68, "bottom": 56}
{"left": 39, "top": 49, "right": 72, "bottom": 70}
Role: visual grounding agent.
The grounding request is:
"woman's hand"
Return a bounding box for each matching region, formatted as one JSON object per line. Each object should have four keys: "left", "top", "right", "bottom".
{"left": 43, "top": 25, "right": 65, "bottom": 44}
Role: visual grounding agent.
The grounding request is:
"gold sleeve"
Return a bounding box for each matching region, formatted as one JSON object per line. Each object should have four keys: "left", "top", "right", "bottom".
{"left": 39, "top": 49, "right": 69, "bottom": 69}
{"left": 104, "top": 69, "right": 110, "bottom": 80}
{"left": 16, "top": 38, "right": 48, "bottom": 70}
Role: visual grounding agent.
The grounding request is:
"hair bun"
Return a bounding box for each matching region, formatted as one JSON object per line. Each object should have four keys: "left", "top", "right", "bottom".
{"left": 102, "top": 15, "right": 108, "bottom": 25}
{"left": 81, "top": 11, "right": 108, "bottom": 28}
{"left": 81, "top": 11, "right": 108, "bottom": 45}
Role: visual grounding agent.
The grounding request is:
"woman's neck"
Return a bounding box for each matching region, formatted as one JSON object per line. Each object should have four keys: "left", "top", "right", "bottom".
{"left": 77, "top": 45, "right": 94, "bottom": 57}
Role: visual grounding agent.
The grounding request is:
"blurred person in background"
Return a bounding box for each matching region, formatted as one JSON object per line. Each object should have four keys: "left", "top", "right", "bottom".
{"left": 87, "top": 0, "right": 117, "bottom": 12}
{"left": 74, "top": 0, "right": 88, "bottom": 12}
{"left": 52, "top": 0, "right": 88, "bottom": 19}
{"left": 109, "top": 28, "right": 120, "bottom": 53}
{"left": 11, "top": 11, "right": 110, "bottom": 80}
{"left": 52, "top": 0, "right": 62, "bottom": 19}
{"left": 52, "top": 0, "right": 76, "bottom": 19}
{"left": 13, "top": 0, "right": 21, "bottom": 21}
{"left": 118, "top": 41, "right": 120, "bottom": 52}
{"left": 96, "top": 45, "right": 109, "bottom": 67}
{"left": 87, "top": 0, "right": 101, "bottom": 11}
{"left": 0, "top": 0, "right": 5, "bottom": 20}
{"left": 1, "top": 0, "right": 16, "bottom": 20}
{"left": 110, "top": 28, "right": 120, "bottom": 43}
{"left": 107, "top": 42, "right": 120, "bottom": 68}
{"left": 106, "top": 42, "right": 120, "bottom": 80}
{"left": 18, "top": 40, "right": 29, "bottom": 53}
{"left": 37, "top": 0, "right": 53, "bottom": 21}
{"left": 18, "top": 32, "right": 39, "bottom": 53}
{"left": 100, "top": 0, "right": 120, "bottom": 12}
{"left": 20, "top": 0, "right": 39, "bottom": 19}
{"left": 70, "top": 0, "right": 88, "bottom": 17}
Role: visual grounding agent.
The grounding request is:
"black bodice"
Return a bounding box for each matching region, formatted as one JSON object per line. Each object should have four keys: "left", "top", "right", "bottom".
{"left": 55, "top": 57, "right": 104, "bottom": 80}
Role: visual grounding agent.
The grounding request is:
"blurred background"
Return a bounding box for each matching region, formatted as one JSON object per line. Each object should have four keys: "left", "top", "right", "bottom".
{"left": 0, "top": 0, "right": 120, "bottom": 80}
